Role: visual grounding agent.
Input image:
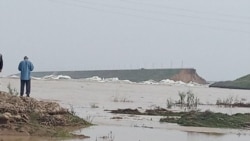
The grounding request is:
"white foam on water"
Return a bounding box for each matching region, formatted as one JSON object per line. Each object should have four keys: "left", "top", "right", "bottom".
{"left": 140, "top": 80, "right": 159, "bottom": 85}
{"left": 28, "top": 74, "right": 207, "bottom": 87}
{"left": 42, "top": 75, "right": 71, "bottom": 80}
{"left": 84, "top": 76, "right": 103, "bottom": 81}
{"left": 8, "top": 75, "right": 19, "bottom": 79}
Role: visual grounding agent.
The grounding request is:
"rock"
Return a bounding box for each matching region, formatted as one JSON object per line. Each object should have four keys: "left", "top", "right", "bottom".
{"left": 3, "top": 112, "right": 12, "bottom": 119}
{"left": 21, "top": 114, "right": 29, "bottom": 123}
{"left": 0, "top": 114, "right": 8, "bottom": 124}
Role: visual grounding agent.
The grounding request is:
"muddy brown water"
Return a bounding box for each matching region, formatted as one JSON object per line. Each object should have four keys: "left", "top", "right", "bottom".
{"left": 1, "top": 78, "right": 250, "bottom": 141}
{"left": 1, "top": 126, "right": 249, "bottom": 141}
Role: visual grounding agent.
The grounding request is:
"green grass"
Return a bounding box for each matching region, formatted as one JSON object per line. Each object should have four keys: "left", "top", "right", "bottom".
{"left": 210, "top": 74, "right": 250, "bottom": 90}
{"left": 161, "top": 111, "right": 250, "bottom": 129}
{"left": 111, "top": 108, "right": 250, "bottom": 129}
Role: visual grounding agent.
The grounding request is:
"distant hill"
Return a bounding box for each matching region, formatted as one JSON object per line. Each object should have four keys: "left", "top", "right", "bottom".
{"left": 30, "top": 68, "right": 207, "bottom": 84}
{"left": 209, "top": 74, "right": 250, "bottom": 90}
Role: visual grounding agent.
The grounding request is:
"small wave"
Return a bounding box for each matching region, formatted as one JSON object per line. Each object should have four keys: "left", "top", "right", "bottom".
{"left": 83, "top": 76, "right": 132, "bottom": 84}
{"left": 42, "top": 75, "right": 71, "bottom": 80}
{"left": 120, "top": 80, "right": 134, "bottom": 84}
{"left": 160, "top": 79, "right": 192, "bottom": 86}
{"left": 9, "top": 75, "right": 19, "bottom": 79}
{"left": 84, "top": 76, "right": 103, "bottom": 81}
{"left": 160, "top": 79, "right": 176, "bottom": 84}
{"left": 103, "top": 77, "right": 119, "bottom": 82}
{"left": 8, "top": 75, "right": 72, "bottom": 80}
{"left": 31, "top": 76, "right": 42, "bottom": 80}
{"left": 140, "top": 80, "right": 159, "bottom": 85}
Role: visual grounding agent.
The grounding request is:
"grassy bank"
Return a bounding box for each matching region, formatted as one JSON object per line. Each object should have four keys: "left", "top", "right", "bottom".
{"left": 110, "top": 108, "right": 250, "bottom": 129}
{"left": 209, "top": 74, "right": 250, "bottom": 90}
{"left": 160, "top": 110, "right": 250, "bottom": 129}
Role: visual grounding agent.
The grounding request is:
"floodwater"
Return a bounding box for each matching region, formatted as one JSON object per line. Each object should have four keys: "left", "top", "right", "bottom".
{"left": 1, "top": 78, "right": 250, "bottom": 141}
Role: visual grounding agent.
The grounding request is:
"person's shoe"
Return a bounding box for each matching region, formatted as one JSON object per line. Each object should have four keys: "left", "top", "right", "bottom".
{"left": 27, "top": 95, "right": 30, "bottom": 97}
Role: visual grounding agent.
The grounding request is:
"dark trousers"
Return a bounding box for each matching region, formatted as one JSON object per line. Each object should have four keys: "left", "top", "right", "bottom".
{"left": 20, "top": 79, "right": 31, "bottom": 97}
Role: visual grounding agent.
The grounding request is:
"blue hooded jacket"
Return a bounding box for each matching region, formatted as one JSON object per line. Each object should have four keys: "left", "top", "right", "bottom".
{"left": 18, "top": 58, "right": 34, "bottom": 80}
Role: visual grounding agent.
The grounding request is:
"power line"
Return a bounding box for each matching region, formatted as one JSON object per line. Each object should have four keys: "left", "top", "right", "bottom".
{"left": 121, "top": 0, "right": 250, "bottom": 20}
{"left": 69, "top": 0, "right": 250, "bottom": 25}
{"left": 49, "top": 0, "right": 250, "bottom": 34}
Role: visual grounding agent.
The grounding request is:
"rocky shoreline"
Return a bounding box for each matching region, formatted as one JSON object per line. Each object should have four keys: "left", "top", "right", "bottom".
{"left": 0, "top": 91, "right": 90, "bottom": 138}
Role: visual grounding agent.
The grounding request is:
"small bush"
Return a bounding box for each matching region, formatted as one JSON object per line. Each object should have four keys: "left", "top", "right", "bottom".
{"left": 216, "top": 96, "right": 250, "bottom": 107}
{"left": 69, "top": 104, "right": 76, "bottom": 116}
{"left": 178, "top": 92, "right": 186, "bottom": 108}
{"left": 166, "top": 98, "right": 174, "bottom": 109}
{"left": 90, "top": 103, "right": 99, "bottom": 108}
{"left": 85, "top": 115, "right": 94, "bottom": 123}
{"left": 7, "top": 83, "right": 19, "bottom": 96}
{"left": 168, "top": 90, "right": 199, "bottom": 110}
{"left": 98, "top": 131, "right": 115, "bottom": 141}
{"left": 112, "top": 95, "right": 133, "bottom": 103}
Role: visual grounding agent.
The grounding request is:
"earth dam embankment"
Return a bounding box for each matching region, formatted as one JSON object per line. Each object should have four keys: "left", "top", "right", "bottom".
{"left": 31, "top": 68, "right": 207, "bottom": 84}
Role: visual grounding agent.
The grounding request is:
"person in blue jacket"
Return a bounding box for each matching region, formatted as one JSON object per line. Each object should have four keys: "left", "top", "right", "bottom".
{"left": 18, "top": 56, "right": 34, "bottom": 97}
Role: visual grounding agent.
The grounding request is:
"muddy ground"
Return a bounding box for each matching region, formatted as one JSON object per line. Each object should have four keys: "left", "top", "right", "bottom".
{"left": 0, "top": 91, "right": 90, "bottom": 138}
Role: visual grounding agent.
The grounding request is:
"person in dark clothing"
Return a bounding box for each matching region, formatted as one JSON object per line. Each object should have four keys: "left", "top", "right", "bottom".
{"left": 18, "top": 56, "right": 34, "bottom": 97}
{"left": 0, "top": 54, "right": 3, "bottom": 72}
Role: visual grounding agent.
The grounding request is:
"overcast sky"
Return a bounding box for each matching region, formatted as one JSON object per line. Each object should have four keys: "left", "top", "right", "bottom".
{"left": 0, "top": 0, "right": 250, "bottom": 81}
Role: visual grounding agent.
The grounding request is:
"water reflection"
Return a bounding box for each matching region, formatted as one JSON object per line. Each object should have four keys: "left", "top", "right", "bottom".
{"left": 74, "top": 125, "right": 250, "bottom": 141}
{"left": 186, "top": 132, "right": 249, "bottom": 141}
{"left": 2, "top": 131, "right": 249, "bottom": 141}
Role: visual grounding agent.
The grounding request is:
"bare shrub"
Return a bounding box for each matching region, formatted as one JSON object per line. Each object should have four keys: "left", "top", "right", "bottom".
{"left": 166, "top": 98, "right": 174, "bottom": 109}
{"left": 168, "top": 90, "right": 199, "bottom": 110}
{"left": 7, "top": 83, "right": 19, "bottom": 96}
{"left": 178, "top": 91, "right": 186, "bottom": 108}
{"left": 85, "top": 115, "right": 94, "bottom": 123}
{"left": 112, "top": 95, "right": 133, "bottom": 103}
{"left": 98, "top": 131, "right": 115, "bottom": 141}
{"left": 216, "top": 96, "right": 249, "bottom": 107}
{"left": 90, "top": 103, "right": 99, "bottom": 108}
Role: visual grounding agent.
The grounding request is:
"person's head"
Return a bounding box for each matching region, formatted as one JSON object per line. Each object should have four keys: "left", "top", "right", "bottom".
{"left": 24, "top": 56, "right": 28, "bottom": 60}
